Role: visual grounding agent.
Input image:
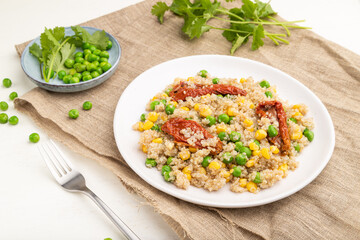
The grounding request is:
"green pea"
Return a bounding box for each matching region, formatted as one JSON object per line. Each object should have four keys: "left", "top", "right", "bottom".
{"left": 73, "top": 63, "right": 82, "bottom": 70}
{"left": 0, "top": 101, "right": 8, "bottom": 111}
{"left": 165, "top": 104, "right": 175, "bottom": 115}
{"left": 239, "top": 146, "right": 251, "bottom": 158}
{"left": 73, "top": 73, "right": 82, "bottom": 80}
{"left": 160, "top": 99, "right": 167, "bottom": 105}
{"left": 217, "top": 94, "right": 223, "bottom": 98}
{"left": 93, "top": 49, "right": 101, "bottom": 56}
{"left": 202, "top": 156, "right": 211, "bottom": 167}
{"left": 91, "top": 71, "right": 100, "bottom": 79}
{"left": 8, "top": 116, "right": 19, "bottom": 125}
{"left": 63, "top": 75, "right": 72, "bottom": 84}
{"left": 164, "top": 171, "right": 173, "bottom": 182}
{"left": 166, "top": 157, "right": 173, "bottom": 165}
{"left": 58, "top": 70, "right": 66, "bottom": 80}
{"left": 64, "top": 59, "right": 75, "bottom": 68}
{"left": 253, "top": 172, "right": 262, "bottom": 183}
{"left": 75, "top": 56, "right": 84, "bottom": 64}
{"left": 145, "top": 158, "right": 157, "bottom": 167}
{"left": 294, "top": 144, "right": 300, "bottom": 152}
{"left": 92, "top": 61, "right": 100, "bottom": 67}
{"left": 265, "top": 91, "right": 273, "bottom": 98}
{"left": 235, "top": 153, "right": 247, "bottom": 165}
{"left": 82, "top": 75, "right": 92, "bottom": 81}
{"left": 83, "top": 60, "right": 90, "bottom": 66}
{"left": 218, "top": 114, "right": 230, "bottom": 124}
{"left": 165, "top": 88, "right": 172, "bottom": 96}
{"left": 218, "top": 131, "right": 229, "bottom": 141}
{"left": 222, "top": 152, "right": 233, "bottom": 164}
{"left": 101, "top": 62, "right": 112, "bottom": 72}
{"left": 303, "top": 128, "right": 314, "bottom": 142}
{"left": 106, "top": 40, "right": 113, "bottom": 50}
{"left": 267, "top": 125, "right": 278, "bottom": 137}
{"left": 199, "top": 70, "right": 208, "bottom": 78}
{"left": 161, "top": 165, "right": 171, "bottom": 176}
{"left": 212, "top": 78, "right": 219, "bottom": 84}
{"left": 95, "top": 67, "right": 103, "bottom": 75}
{"left": 87, "top": 54, "right": 98, "bottom": 62}
{"left": 29, "top": 133, "right": 40, "bottom": 143}
{"left": 89, "top": 45, "right": 97, "bottom": 52}
{"left": 0, "top": 113, "right": 8, "bottom": 124}
{"left": 229, "top": 131, "right": 241, "bottom": 142}
{"left": 86, "top": 63, "right": 97, "bottom": 72}
{"left": 69, "top": 77, "right": 80, "bottom": 84}
{"left": 289, "top": 117, "right": 297, "bottom": 124}
{"left": 232, "top": 166, "right": 242, "bottom": 177}
{"left": 151, "top": 124, "right": 161, "bottom": 132}
{"left": 2, "top": 78, "right": 12, "bottom": 88}
{"left": 44, "top": 68, "right": 55, "bottom": 79}
{"left": 100, "top": 51, "right": 110, "bottom": 58}
{"left": 75, "top": 64, "right": 86, "bottom": 73}
{"left": 69, "top": 68, "right": 77, "bottom": 75}
{"left": 82, "top": 71, "right": 91, "bottom": 77}
{"left": 82, "top": 42, "right": 90, "bottom": 50}
{"left": 259, "top": 80, "right": 270, "bottom": 88}
{"left": 234, "top": 142, "right": 244, "bottom": 152}
{"left": 83, "top": 49, "right": 92, "bottom": 56}
{"left": 83, "top": 101, "right": 92, "bottom": 110}
{"left": 140, "top": 113, "right": 146, "bottom": 122}
{"left": 9, "top": 92, "right": 18, "bottom": 101}
{"left": 150, "top": 101, "right": 160, "bottom": 111}
{"left": 74, "top": 52, "right": 84, "bottom": 58}
{"left": 99, "top": 57, "right": 108, "bottom": 63}
{"left": 254, "top": 140, "right": 260, "bottom": 147}
{"left": 206, "top": 116, "right": 216, "bottom": 126}
{"left": 68, "top": 109, "right": 79, "bottom": 119}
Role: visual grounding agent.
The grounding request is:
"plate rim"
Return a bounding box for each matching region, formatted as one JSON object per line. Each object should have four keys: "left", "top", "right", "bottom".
{"left": 113, "top": 54, "right": 335, "bottom": 208}
{"left": 20, "top": 26, "right": 121, "bottom": 90}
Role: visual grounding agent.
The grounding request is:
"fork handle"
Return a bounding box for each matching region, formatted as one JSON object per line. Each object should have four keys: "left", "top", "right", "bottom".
{"left": 82, "top": 187, "right": 140, "bottom": 240}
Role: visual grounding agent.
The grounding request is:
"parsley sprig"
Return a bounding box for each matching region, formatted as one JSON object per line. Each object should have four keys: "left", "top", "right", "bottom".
{"left": 151, "top": 0, "right": 310, "bottom": 54}
{"left": 29, "top": 26, "right": 109, "bottom": 82}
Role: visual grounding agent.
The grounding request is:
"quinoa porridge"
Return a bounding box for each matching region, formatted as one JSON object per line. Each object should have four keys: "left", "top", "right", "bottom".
{"left": 133, "top": 70, "right": 314, "bottom": 193}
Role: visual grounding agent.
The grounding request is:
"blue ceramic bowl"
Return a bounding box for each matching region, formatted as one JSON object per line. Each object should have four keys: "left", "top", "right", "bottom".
{"left": 21, "top": 26, "right": 121, "bottom": 93}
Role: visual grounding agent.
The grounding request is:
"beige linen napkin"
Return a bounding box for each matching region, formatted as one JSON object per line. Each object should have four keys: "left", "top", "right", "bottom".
{"left": 14, "top": 0, "right": 360, "bottom": 239}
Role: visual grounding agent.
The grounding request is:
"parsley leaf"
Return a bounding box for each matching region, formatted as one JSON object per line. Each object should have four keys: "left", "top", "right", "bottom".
{"left": 251, "top": 24, "right": 265, "bottom": 50}
{"left": 151, "top": 2, "right": 170, "bottom": 23}
{"left": 29, "top": 43, "right": 43, "bottom": 63}
{"left": 231, "top": 34, "right": 247, "bottom": 55}
{"left": 71, "top": 26, "right": 109, "bottom": 50}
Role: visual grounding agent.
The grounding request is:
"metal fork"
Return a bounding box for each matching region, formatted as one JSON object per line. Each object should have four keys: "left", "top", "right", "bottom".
{"left": 39, "top": 140, "right": 140, "bottom": 240}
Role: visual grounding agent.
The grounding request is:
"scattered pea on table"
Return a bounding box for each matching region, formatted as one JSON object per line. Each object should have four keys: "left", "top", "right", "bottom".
{"left": 29, "top": 133, "right": 40, "bottom": 143}
{"left": 68, "top": 109, "right": 79, "bottom": 119}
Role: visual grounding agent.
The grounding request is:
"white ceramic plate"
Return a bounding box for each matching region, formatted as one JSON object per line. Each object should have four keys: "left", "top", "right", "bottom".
{"left": 113, "top": 55, "right": 335, "bottom": 208}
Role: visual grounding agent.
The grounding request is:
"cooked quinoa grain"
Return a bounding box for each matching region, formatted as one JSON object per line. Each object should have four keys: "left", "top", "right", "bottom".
{"left": 133, "top": 72, "right": 314, "bottom": 193}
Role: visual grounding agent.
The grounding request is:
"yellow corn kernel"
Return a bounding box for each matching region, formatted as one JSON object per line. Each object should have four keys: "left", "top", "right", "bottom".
{"left": 227, "top": 107, "right": 237, "bottom": 117}
{"left": 255, "top": 129, "right": 267, "bottom": 140}
{"left": 221, "top": 170, "right": 231, "bottom": 178}
{"left": 152, "top": 138, "right": 163, "bottom": 144}
{"left": 185, "top": 173, "right": 192, "bottom": 181}
{"left": 170, "top": 101, "right": 178, "bottom": 107}
{"left": 278, "top": 163, "right": 288, "bottom": 173}
{"left": 292, "top": 104, "right": 301, "bottom": 110}
{"left": 290, "top": 130, "right": 302, "bottom": 140}
{"left": 182, "top": 166, "right": 191, "bottom": 174}
{"left": 240, "top": 78, "right": 247, "bottom": 83}
{"left": 201, "top": 94, "right": 211, "bottom": 100}
{"left": 249, "top": 142, "right": 260, "bottom": 151}
{"left": 151, "top": 96, "right": 157, "bottom": 101}
{"left": 237, "top": 97, "right": 245, "bottom": 104}
{"left": 208, "top": 161, "right": 221, "bottom": 170}
{"left": 180, "top": 106, "right": 190, "bottom": 111}
{"left": 179, "top": 150, "right": 190, "bottom": 161}
{"left": 142, "top": 145, "right": 148, "bottom": 153}
{"left": 216, "top": 125, "right": 227, "bottom": 134}
{"left": 245, "top": 159, "right": 255, "bottom": 167}
{"left": 136, "top": 121, "right": 144, "bottom": 131}
{"left": 270, "top": 145, "right": 279, "bottom": 154}
{"left": 246, "top": 181, "right": 258, "bottom": 193}
{"left": 243, "top": 118, "right": 253, "bottom": 127}
{"left": 252, "top": 150, "right": 261, "bottom": 156}
{"left": 261, "top": 148, "right": 270, "bottom": 159}
{"left": 143, "top": 120, "right": 154, "bottom": 130}
{"left": 247, "top": 127, "right": 254, "bottom": 132}
{"left": 160, "top": 114, "right": 168, "bottom": 121}
{"left": 200, "top": 107, "right": 212, "bottom": 117}
{"left": 249, "top": 103, "right": 255, "bottom": 109}
{"left": 187, "top": 77, "right": 195, "bottom": 82}
{"left": 189, "top": 147, "right": 197, "bottom": 153}
{"left": 161, "top": 93, "right": 168, "bottom": 98}
{"left": 147, "top": 112, "right": 158, "bottom": 122}
{"left": 239, "top": 178, "right": 247, "bottom": 187}
{"left": 199, "top": 167, "right": 206, "bottom": 175}
{"left": 221, "top": 162, "right": 226, "bottom": 168}
{"left": 230, "top": 169, "right": 234, "bottom": 174}
{"left": 193, "top": 103, "right": 200, "bottom": 111}
{"left": 292, "top": 111, "right": 303, "bottom": 120}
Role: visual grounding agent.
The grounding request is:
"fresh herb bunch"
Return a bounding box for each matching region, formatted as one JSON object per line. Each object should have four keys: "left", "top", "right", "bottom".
{"left": 29, "top": 26, "right": 109, "bottom": 82}
{"left": 151, "top": 0, "right": 310, "bottom": 54}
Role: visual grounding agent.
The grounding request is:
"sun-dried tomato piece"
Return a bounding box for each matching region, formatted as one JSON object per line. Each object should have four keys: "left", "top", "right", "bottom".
{"left": 256, "top": 101, "right": 291, "bottom": 154}
{"left": 161, "top": 118, "right": 222, "bottom": 155}
{"left": 169, "top": 82, "right": 246, "bottom": 102}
